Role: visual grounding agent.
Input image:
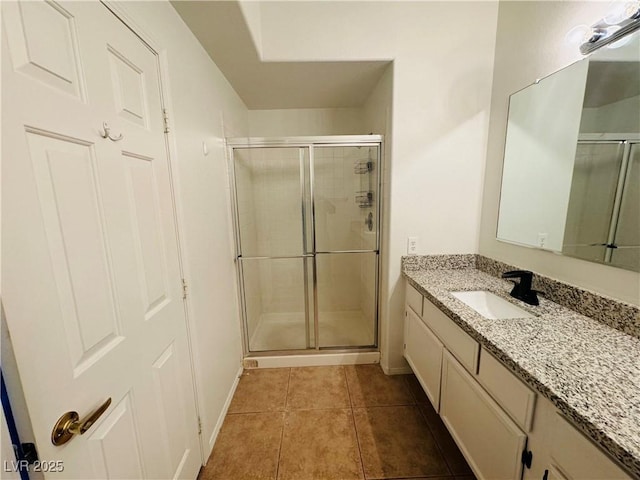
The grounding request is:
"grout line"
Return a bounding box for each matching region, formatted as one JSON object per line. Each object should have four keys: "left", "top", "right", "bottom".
{"left": 274, "top": 368, "right": 292, "bottom": 480}
{"left": 344, "top": 366, "right": 367, "bottom": 480}
{"left": 402, "top": 375, "right": 419, "bottom": 405}
{"left": 415, "top": 403, "right": 455, "bottom": 477}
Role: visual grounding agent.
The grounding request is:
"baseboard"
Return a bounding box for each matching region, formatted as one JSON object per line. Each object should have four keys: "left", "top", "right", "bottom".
{"left": 384, "top": 365, "right": 413, "bottom": 375}
{"left": 243, "top": 351, "right": 380, "bottom": 369}
{"left": 206, "top": 366, "right": 243, "bottom": 458}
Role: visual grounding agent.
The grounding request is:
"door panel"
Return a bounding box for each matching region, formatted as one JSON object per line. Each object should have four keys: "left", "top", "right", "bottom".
{"left": 241, "top": 257, "right": 314, "bottom": 351}
{"left": 25, "top": 128, "right": 124, "bottom": 372}
{"left": 440, "top": 351, "right": 526, "bottom": 480}
{"left": 108, "top": 45, "right": 148, "bottom": 127}
{"left": 87, "top": 395, "right": 145, "bottom": 480}
{"left": 151, "top": 343, "right": 191, "bottom": 478}
{"left": 611, "top": 143, "right": 640, "bottom": 270}
{"left": 404, "top": 308, "right": 443, "bottom": 411}
{"left": 124, "top": 151, "right": 170, "bottom": 319}
{"left": 2, "top": 1, "right": 85, "bottom": 100}
{"left": 2, "top": 2, "right": 200, "bottom": 478}
{"left": 316, "top": 252, "right": 377, "bottom": 347}
{"left": 314, "top": 145, "right": 379, "bottom": 252}
{"left": 234, "top": 147, "right": 310, "bottom": 257}
{"left": 563, "top": 142, "right": 624, "bottom": 262}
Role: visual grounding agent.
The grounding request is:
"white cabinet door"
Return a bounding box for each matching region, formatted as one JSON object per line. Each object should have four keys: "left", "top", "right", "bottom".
{"left": 550, "top": 413, "right": 631, "bottom": 480}
{"left": 2, "top": 2, "right": 200, "bottom": 478}
{"left": 404, "top": 307, "right": 443, "bottom": 411}
{"left": 440, "top": 351, "right": 527, "bottom": 480}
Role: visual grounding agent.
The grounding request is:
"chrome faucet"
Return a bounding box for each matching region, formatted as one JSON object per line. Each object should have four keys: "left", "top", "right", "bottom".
{"left": 501, "top": 270, "right": 540, "bottom": 306}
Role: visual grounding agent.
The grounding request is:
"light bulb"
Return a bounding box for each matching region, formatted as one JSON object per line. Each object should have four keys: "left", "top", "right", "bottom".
{"left": 565, "top": 25, "right": 591, "bottom": 46}
{"left": 604, "top": 0, "right": 640, "bottom": 24}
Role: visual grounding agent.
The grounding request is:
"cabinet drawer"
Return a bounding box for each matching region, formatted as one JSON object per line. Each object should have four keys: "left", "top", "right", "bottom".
{"left": 550, "top": 413, "right": 631, "bottom": 479}
{"left": 440, "top": 351, "right": 526, "bottom": 480}
{"left": 423, "top": 298, "right": 479, "bottom": 373}
{"left": 478, "top": 347, "right": 536, "bottom": 432}
{"left": 404, "top": 307, "right": 443, "bottom": 411}
{"left": 406, "top": 283, "right": 423, "bottom": 317}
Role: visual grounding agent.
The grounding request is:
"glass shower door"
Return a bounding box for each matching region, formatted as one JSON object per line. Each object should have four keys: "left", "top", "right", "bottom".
{"left": 233, "top": 147, "right": 314, "bottom": 351}
{"left": 563, "top": 142, "right": 625, "bottom": 262}
{"left": 611, "top": 142, "right": 640, "bottom": 270}
{"left": 313, "top": 145, "right": 379, "bottom": 348}
{"left": 231, "top": 138, "right": 382, "bottom": 354}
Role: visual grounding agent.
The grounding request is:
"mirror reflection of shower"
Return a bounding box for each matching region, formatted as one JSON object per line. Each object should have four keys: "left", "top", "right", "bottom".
{"left": 563, "top": 141, "right": 639, "bottom": 270}
{"left": 229, "top": 137, "right": 381, "bottom": 354}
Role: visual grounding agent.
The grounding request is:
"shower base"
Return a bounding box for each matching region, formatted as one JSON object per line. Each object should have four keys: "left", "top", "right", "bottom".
{"left": 249, "top": 310, "right": 375, "bottom": 352}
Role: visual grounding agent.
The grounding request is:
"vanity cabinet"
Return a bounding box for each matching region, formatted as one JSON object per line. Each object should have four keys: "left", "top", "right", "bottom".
{"left": 477, "top": 347, "right": 536, "bottom": 432}
{"left": 403, "top": 280, "right": 634, "bottom": 480}
{"left": 404, "top": 305, "right": 443, "bottom": 410}
{"left": 440, "top": 351, "right": 527, "bottom": 480}
{"left": 547, "top": 411, "right": 632, "bottom": 480}
{"left": 522, "top": 395, "right": 632, "bottom": 480}
{"left": 422, "top": 296, "right": 479, "bottom": 374}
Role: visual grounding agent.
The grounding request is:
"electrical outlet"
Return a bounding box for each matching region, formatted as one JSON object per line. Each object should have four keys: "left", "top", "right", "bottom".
{"left": 407, "top": 236, "right": 418, "bottom": 255}
{"left": 537, "top": 233, "right": 548, "bottom": 248}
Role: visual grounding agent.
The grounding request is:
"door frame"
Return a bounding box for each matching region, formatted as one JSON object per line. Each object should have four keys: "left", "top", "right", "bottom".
{"left": 99, "top": 1, "right": 205, "bottom": 463}
{"left": 226, "top": 135, "right": 384, "bottom": 357}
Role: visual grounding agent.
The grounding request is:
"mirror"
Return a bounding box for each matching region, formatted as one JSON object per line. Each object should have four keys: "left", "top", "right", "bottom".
{"left": 497, "top": 31, "right": 640, "bottom": 272}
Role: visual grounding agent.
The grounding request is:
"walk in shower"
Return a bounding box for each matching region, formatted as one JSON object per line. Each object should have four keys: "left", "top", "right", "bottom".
{"left": 228, "top": 136, "right": 382, "bottom": 354}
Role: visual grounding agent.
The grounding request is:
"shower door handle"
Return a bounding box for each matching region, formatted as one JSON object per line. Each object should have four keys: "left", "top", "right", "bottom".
{"left": 237, "top": 254, "right": 315, "bottom": 260}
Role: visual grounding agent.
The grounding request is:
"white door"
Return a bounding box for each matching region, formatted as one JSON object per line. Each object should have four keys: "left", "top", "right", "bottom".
{"left": 2, "top": 1, "right": 201, "bottom": 478}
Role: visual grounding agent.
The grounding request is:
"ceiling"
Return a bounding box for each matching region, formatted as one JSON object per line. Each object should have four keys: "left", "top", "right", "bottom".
{"left": 171, "top": 1, "right": 390, "bottom": 110}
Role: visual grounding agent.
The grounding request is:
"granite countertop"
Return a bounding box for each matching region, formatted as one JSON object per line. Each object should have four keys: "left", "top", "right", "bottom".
{"left": 403, "top": 267, "right": 640, "bottom": 478}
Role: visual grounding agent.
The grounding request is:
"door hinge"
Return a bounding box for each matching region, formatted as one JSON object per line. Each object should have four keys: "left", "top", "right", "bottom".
{"left": 162, "top": 108, "right": 170, "bottom": 134}
{"left": 197, "top": 416, "right": 202, "bottom": 435}
{"left": 521, "top": 449, "right": 533, "bottom": 469}
{"left": 182, "top": 278, "right": 188, "bottom": 299}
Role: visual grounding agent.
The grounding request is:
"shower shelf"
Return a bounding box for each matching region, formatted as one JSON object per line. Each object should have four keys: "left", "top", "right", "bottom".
{"left": 354, "top": 160, "right": 374, "bottom": 174}
{"left": 356, "top": 191, "right": 374, "bottom": 208}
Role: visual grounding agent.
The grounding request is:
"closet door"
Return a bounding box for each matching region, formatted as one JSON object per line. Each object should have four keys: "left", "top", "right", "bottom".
{"left": 2, "top": 2, "right": 200, "bottom": 477}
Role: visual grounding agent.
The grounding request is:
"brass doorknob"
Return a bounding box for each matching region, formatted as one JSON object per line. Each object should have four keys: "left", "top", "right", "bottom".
{"left": 51, "top": 398, "right": 112, "bottom": 446}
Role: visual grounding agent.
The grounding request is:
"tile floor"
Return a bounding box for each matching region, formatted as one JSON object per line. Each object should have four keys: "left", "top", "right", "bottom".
{"left": 198, "top": 364, "right": 476, "bottom": 480}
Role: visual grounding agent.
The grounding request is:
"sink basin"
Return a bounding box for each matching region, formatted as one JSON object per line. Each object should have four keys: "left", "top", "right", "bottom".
{"left": 450, "top": 290, "right": 534, "bottom": 320}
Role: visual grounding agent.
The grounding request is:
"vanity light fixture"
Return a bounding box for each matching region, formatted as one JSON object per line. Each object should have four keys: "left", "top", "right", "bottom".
{"left": 580, "top": 1, "right": 640, "bottom": 54}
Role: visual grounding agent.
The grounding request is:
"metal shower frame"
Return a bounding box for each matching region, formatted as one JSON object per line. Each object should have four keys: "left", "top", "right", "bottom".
{"left": 226, "top": 135, "right": 384, "bottom": 357}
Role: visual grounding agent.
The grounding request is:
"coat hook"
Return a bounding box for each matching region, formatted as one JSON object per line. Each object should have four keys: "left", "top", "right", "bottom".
{"left": 100, "top": 122, "right": 123, "bottom": 142}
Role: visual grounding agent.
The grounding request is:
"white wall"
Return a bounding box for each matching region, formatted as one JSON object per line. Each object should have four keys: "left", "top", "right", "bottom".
{"left": 363, "top": 64, "right": 393, "bottom": 366}
{"left": 248, "top": 2, "right": 498, "bottom": 373}
{"left": 248, "top": 107, "right": 365, "bottom": 137}
{"left": 497, "top": 59, "right": 588, "bottom": 252}
{"left": 479, "top": 1, "right": 640, "bottom": 305}
{"left": 116, "top": 1, "right": 248, "bottom": 458}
